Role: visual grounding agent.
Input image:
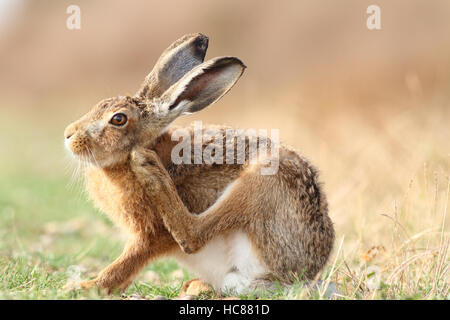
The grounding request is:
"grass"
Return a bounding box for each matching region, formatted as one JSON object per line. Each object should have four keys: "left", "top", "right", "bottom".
{"left": 0, "top": 100, "right": 448, "bottom": 300}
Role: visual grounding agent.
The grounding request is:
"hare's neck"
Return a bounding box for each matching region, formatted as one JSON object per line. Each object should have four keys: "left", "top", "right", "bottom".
{"left": 84, "top": 163, "right": 158, "bottom": 234}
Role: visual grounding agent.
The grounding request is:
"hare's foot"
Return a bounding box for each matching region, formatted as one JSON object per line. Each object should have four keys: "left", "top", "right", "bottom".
{"left": 64, "top": 277, "right": 129, "bottom": 295}
{"left": 179, "top": 279, "right": 214, "bottom": 297}
{"left": 221, "top": 274, "right": 281, "bottom": 297}
{"left": 79, "top": 279, "right": 97, "bottom": 290}
{"left": 63, "top": 279, "right": 97, "bottom": 291}
{"left": 94, "top": 276, "right": 131, "bottom": 295}
{"left": 222, "top": 272, "right": 253, "bottom": 295}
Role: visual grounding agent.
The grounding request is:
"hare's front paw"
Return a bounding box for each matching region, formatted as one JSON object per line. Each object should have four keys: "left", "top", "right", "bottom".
{"left": 79, "top": 279, "right": 98, "bottom": 290}
{"left": 130, "top": 146, "right": 159, "bottom": 167}
{"left": 64, "top": 278, "right": 126, "bottom": 295}
{"left": 130, "top": 147, "right": 171, "bottom": 189}
{"left": 63, "top": 279, "right": 97, "bottom": 291}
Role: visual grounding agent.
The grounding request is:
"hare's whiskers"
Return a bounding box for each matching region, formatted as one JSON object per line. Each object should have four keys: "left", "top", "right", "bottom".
{"left": 87, "top": 147, "right": 101, "bottom": 168}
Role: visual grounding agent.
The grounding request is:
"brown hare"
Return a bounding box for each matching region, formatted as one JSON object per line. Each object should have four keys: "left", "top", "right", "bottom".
{"left": 64, "top": 33, "right": 335, "bottom": 295}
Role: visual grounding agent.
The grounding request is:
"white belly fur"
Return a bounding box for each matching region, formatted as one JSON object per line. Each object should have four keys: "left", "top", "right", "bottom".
{"left": 171, "top": 230, "right": 267, "bottom": 294}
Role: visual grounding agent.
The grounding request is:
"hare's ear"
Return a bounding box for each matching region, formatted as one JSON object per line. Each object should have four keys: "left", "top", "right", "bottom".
{"left": 136, "top": 33, "right": 209, "bottom": 99}
{"left": 155, "top": 57, "right": 245, "bottom": 118}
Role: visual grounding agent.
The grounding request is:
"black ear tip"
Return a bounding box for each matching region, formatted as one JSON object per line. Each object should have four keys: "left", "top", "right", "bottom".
{"left": 196, "top": 33, "right": 209, "bottom": 45}
{"left": 236, "top": 58, "right": 247, "bottom": 69}
{"left": 193, "top": 33, "right": 209, "bottom": 58}
{"left": 216, "top": 57, "right": 247, "bottom": 69}
{"left": 231, "top": 58, "right": 246, "bottom": 70}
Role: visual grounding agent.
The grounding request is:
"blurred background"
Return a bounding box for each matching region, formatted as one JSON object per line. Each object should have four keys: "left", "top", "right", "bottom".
{"left": 0, "top": 0, "right": 448, "bottom": 299}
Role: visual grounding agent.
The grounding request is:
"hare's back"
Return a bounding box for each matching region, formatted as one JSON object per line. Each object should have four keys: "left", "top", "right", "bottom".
{"left": 153, "top": 124, "right": 286, "bottom": 213}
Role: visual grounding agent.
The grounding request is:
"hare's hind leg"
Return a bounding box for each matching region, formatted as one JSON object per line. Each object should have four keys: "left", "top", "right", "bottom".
{"left": 130, "top": 147, "right": 275, "bottom": 255}
{"left": 220, "top": 230, "right": 269, "bottom": 295}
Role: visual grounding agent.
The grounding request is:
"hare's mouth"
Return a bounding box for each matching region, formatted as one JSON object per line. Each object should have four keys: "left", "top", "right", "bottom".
{"left": 64, "top": 136, "right": 96, "bottom": 163}
{"left": 65, "top": 138, "right": 125, "bottom": 168}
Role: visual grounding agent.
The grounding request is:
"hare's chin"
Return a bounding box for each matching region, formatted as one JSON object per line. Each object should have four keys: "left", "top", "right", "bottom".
{"left": 72, "top": 153, "right": 126, "bottom": 169}
{"left": 64, "top": 144, "right": 93, "bottom": 164}
{"left": 68, "top": 152, "right": 92, "bottom": 164}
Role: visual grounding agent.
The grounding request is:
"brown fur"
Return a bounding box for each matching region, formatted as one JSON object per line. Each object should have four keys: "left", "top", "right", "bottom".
{"left": 63, "top": 34, "right": 335, "bottom": 294}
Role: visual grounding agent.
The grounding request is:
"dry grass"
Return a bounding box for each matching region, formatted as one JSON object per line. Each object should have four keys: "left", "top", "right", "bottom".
{"left": 298, "top": 99, "right": 450, "bottom": 299}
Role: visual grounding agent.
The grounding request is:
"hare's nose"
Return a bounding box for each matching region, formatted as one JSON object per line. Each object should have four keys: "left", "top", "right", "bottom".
{"left": 64, "top": 125, "right": 76, "bottom": 140}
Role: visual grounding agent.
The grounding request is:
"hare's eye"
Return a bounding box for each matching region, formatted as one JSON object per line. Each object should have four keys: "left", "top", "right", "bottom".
{"left": 110, "top": 113, "right": 127, "bottom": 126}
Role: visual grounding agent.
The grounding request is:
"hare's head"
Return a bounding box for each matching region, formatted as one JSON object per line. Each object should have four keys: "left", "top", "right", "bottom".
{"left": 64, "top": 33, "right": 245, "bottom": 168}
